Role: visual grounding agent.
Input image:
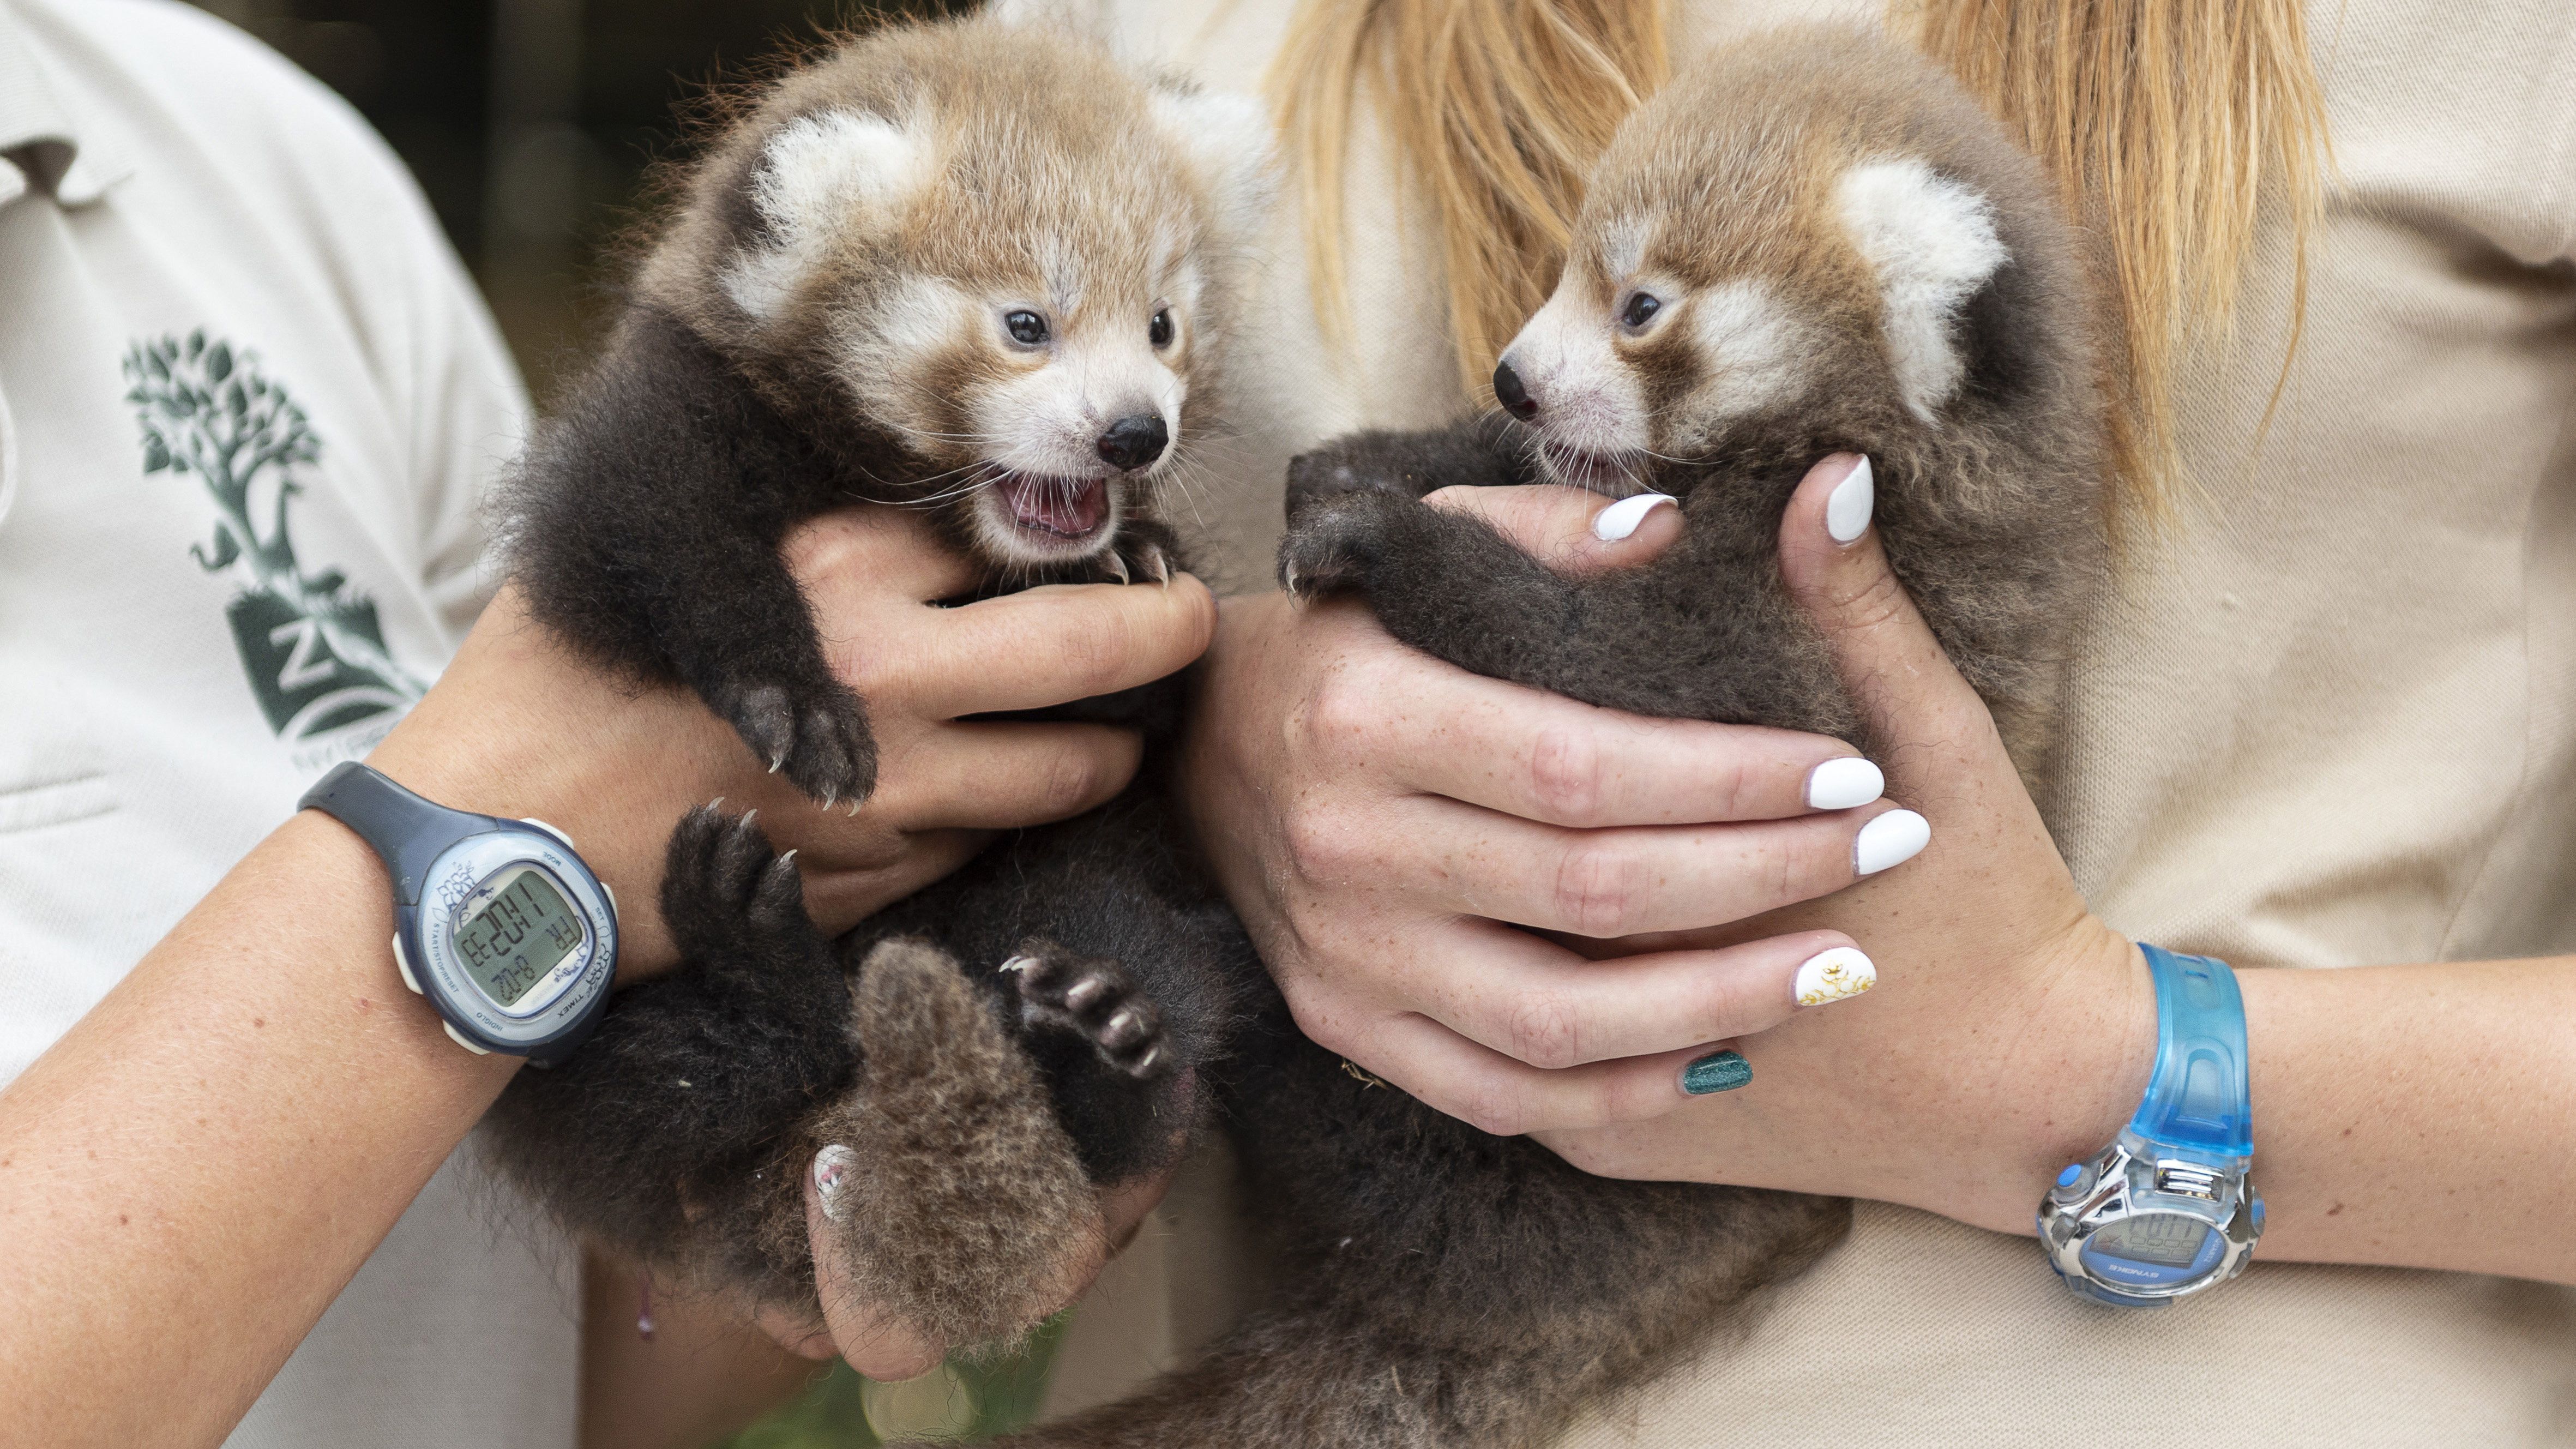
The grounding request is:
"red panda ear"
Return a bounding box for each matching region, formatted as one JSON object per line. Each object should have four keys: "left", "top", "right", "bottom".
{"left": 1145, "top": 80, "right": 1279, "bottom": 261}
{"left": 721, "top": 110, "right": 930, "bottom": 321}
{"left": 1832, "top": 158, "right": 2008, "bottom": 423}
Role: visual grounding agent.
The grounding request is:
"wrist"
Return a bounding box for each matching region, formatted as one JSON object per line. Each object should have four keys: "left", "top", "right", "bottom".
{"left": 257, "top": 811, "right": 527, "bottom": 1090}
{"left": 2041, "top": 927, "right": 2159, "bottom": 1173}
{"left": 1943, "top": 922, "right": 2152, "bottom": 1234}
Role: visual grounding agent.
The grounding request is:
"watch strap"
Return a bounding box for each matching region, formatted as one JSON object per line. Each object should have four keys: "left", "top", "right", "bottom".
{"left": 300, "top": 761, "right": 501, "bottom": 909}
{"left": 2128, "top": 943, "right": 2252, "bottom": 1168}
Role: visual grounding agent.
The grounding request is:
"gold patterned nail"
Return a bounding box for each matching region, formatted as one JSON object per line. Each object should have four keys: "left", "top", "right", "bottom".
{"left": 1793, "top": 947, "right": 1877, "bottom": 1007}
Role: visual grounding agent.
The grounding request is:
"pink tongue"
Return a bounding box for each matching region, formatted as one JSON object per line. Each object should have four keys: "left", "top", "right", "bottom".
{"left": 1000, "top": 476, "right": 1108, "bottom": 537}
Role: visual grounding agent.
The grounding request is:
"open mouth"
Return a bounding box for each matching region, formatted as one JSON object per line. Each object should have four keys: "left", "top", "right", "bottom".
{"left": 993, "top": 473, "right": 1110, "bottom": 540}
{"left": 1537, "top": 445, "right": 1650, "bottom": 498}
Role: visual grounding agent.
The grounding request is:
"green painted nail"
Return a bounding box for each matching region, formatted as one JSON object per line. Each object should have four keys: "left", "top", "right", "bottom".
{"left": 1681, "top": 1049, "right": 1751, "bottom": 1096}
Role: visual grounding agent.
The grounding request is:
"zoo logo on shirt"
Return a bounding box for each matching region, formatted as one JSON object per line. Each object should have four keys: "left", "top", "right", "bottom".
{"left": 123, "top": 332, "right": 426, "bottom": 767}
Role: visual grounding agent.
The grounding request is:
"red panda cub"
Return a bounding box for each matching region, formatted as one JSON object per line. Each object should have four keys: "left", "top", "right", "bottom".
{"left": 480, "top": 14, "right": 1271, "bottom": 1351}
{"left": 988, "top": 27, "right": 2108, "bottom": 1449}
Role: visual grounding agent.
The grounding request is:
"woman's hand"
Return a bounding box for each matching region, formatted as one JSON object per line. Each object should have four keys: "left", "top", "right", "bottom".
{"left": 374, "top": 504, "right": 1217, "bottom": 979}
{"left": 1524, "top": 456, "right": 2153, "bottom": 1235}
{"left": 1178, "top": 483, "right": 1931, "bottom": 1138}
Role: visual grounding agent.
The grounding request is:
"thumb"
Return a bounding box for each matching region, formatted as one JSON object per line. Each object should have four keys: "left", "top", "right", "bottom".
{"left": 774, "top": 1144, "right": 947, "bottom": 1380}
{"left": 1778, "top": 455, "right": 2002, "bottom": 778}
{"left": 1424, "top": 483, "right": 1684, "bottom": 578}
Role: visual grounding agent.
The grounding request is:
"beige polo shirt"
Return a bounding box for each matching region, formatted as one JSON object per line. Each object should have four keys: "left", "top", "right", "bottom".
{"left": 1041, "top": 0, "right": 2576, "bottom": 1443}
{"left": 0, "top": 1, "right": 575, "bottom": 1445}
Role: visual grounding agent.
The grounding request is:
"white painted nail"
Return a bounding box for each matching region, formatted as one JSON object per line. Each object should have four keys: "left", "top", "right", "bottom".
{"left": 1825, "top": 456, "right": 1874, "bottom": 544}
{"left": 1792, "top": 946, "right": 1878, "bottom": 1007}
{"left": 1592, "top": 492, "right": 1677, "bottom": 542}
{"left": 1804, "top": 757, "right": 1884, "bottom": 811}
{"left": 812, "top": 1145, "right": 859, "bottom": 1222}
{"left": 1852, "top": 808, "right": 1930, "bottom": 875}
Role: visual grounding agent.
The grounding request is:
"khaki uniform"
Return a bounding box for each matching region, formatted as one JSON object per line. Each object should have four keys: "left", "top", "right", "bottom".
{"left": 1043, "top": 0, "right": 2576, "bottom": 1442}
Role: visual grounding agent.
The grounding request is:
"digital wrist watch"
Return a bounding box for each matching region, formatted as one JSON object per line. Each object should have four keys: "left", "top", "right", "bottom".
{"left": 2037, "top": 943, "right": 2262, "bottom": 1307}
{"left": 300, "top": 761, "right": 617, "bottom": 1065}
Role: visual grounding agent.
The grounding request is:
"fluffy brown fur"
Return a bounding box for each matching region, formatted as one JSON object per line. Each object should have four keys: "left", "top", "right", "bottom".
{"left": 972, "top": 27, "right": 2108, "bottom": 1448}
{"left": 798, "top": 937, "right": 1105, "bottom": 1350}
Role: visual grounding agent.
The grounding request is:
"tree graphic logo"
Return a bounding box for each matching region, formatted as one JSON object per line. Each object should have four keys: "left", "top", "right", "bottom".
{"left": 123, "top": 331, "right": 424, "bottom": 747}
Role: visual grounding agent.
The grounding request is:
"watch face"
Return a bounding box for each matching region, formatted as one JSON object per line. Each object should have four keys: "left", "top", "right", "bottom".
{"left": 2090, "top": 1211, "right": 2211, "bottom": 1267}
{"left": 452, "top": 865, "right": 588, "bottom": 1009}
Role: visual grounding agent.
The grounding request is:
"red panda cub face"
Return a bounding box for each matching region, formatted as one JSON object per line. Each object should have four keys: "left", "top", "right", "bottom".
{"left": 1491, "top": 37, "right": 2048, "bottom": 497}
{"left": 659, "top": 19, "right": 1273, "bottom": 570}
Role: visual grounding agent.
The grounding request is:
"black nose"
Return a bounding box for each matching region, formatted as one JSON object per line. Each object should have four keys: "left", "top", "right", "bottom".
{"left": 1097, "top": 415, "right": 1169, "bottom": 472}
{"left": 1492, "top": 358, "right": 1538, "bottom": 419}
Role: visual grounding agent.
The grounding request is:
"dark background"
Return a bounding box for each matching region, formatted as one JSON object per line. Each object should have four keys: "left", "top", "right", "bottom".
{"left": 182, "top": 0, "right": 961, "bottom": 402}
{"left": 172, "top": 3, "right": 1045, "bottom": 1443}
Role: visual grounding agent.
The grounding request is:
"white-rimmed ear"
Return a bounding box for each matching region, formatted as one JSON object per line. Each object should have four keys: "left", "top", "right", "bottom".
{"left": 1834, "top": 157, "right": 2007, "bottom": 422}
{"left": 723, "top": 110, "right": 929, "bottom": 321}
{"left": 1146, "top": 80, "right": 1278, "bottom": 252}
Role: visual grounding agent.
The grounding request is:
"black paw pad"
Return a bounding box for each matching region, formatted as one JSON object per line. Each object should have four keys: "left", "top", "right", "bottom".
{"left": 717, "top": 682, "right": 875, "bottom": 807}
{"left": 1005, "top": 942, "right": 1169, "bottom": 1080}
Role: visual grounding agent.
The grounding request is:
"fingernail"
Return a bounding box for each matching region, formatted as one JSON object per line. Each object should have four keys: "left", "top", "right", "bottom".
{"left": 1853, "top": 808, "right": 1930, "bottom": 875}
{"left": 1681, "top": 1049, "right": 1752, "bottom": 1096}
{"left": 1592, "top": 492, "right": 1677, "bottom": 542}
{"left": 1792, "top": 946, "right": 1877, "bottom": 1007}
{"left": 1825, "top": 455, "right": 1874, "bottom": 544}
{"left": 1804, "top": 756, "right": 1884, "bottom": 810}
{"left": 812, "top": 1145, "right": 858, "bottom": 1222}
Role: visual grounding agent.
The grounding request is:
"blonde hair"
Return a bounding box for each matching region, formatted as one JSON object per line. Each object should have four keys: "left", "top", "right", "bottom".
{"left": 1268, "top": 0, "right": 2331, "bottom": 509}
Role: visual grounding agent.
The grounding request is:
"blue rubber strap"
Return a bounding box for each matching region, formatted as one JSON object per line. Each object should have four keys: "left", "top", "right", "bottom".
{"left": 299, "top": 761, "right": 503, "bottom": 909}
{"left": 2129, "top": 943, "right": 2252, "bottom": 1168}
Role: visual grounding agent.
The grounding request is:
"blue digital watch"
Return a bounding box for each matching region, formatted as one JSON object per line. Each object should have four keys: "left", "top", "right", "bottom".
{"left": 300, "top": 762, "right": 617, "bottom": 1065}
{"left": 2037, "top": 943, "right": 2262, "bottom": 1307}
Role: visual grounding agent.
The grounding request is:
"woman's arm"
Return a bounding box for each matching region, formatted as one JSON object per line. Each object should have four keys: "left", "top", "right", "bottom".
{"left": 0, "top": 506, "right": 1215, "bottom": 1449}
{"left": 1545, "top": 459, "right": 2576, "bottom": 1285}
{"left": 2238, "top": 958, "right": 2576, "bottom": 1278}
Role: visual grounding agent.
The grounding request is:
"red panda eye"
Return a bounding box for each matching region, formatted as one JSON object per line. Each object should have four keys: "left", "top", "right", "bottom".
{"left": 1004, "top": 310, "right": 1050, "bottom": 346}
{"left": 1620, "top": 292, "right": 1662, "bottom": 329}
{"left": 1149, "top": 308, "right": 1173, "bottom": 348}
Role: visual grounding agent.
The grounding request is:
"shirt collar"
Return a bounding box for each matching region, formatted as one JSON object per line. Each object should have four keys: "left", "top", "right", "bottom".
{"left": 0, "top": 0, "right": 135, "bottom": 209}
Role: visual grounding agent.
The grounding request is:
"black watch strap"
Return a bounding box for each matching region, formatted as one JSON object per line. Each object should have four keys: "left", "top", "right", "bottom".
{"left": 300, "top": 761, "right": 500, "bottom": 907}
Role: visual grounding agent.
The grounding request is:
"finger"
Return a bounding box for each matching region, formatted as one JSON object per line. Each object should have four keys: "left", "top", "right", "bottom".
{"left": 900, "top": 572, "right": 1218, "bottom": 717}
{"left": 1377, "top": 921, "right": 1871, "bottom": 1068}
{"left": 1352, "top": 1011, "right": 1715, "bottom": 1137}
{"left": 801, "top": 1146, "right": 946, "bottom": 1380}
{"left": 1423, "top": 482, "right": 1685, "bottom": 576}
{"left": 1775, "top": 455, "right": 2001, "bottom": 767}
{"left": 797, "top": 828, "right": 990, "bottom": 938}
{"left": 1098, "top": 1168, "right": 1175, "bottom": 1256}
{"left": 870, "top": 720, "right": 1144, "bottom": 832}
{"left": 1316, "top": 792, "right": 1927, "bottom": 936}
{"left": 1304, "top": 628, "right": 1877, "bottom": 827}
{"left": 785, "top": 504, "right": 982, "bottom": 605}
